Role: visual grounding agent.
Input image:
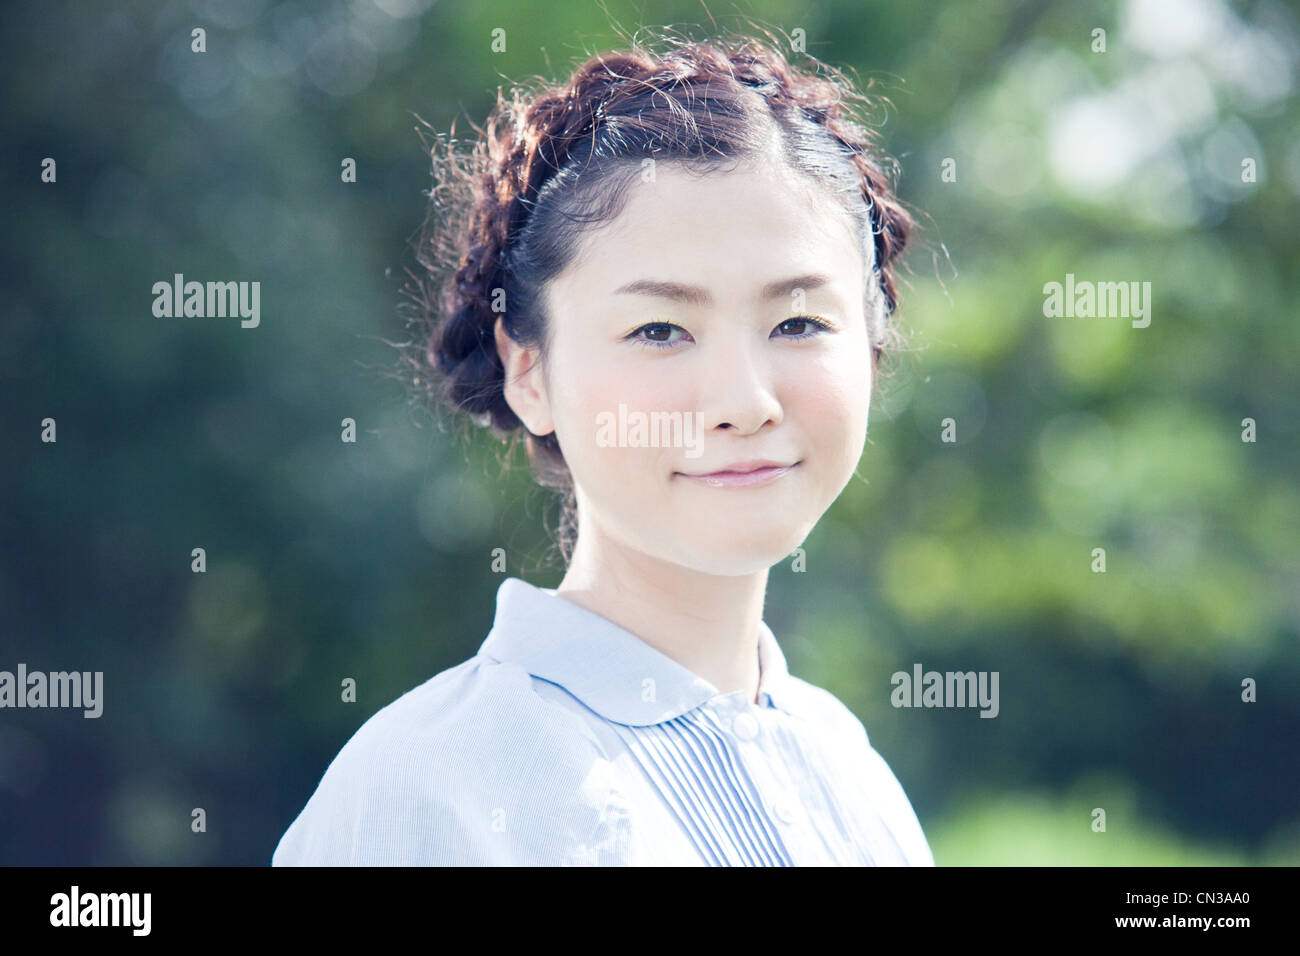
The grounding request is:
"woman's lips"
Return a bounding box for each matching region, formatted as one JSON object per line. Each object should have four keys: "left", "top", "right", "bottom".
{"left": 675, "top": 463, "right": 798, "bottom": 488}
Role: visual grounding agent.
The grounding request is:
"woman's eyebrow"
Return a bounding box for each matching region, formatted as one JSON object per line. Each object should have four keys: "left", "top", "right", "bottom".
{"left": 612, "top": 273, "right": 833, "bottom": 306}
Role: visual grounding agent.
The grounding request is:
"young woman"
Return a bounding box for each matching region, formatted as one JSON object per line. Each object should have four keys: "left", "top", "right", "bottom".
{"left": 274, "top": 33, "right": 934, "bottom": 866}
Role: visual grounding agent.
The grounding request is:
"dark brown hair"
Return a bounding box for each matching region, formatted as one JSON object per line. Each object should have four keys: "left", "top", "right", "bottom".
{"left": 398, "top": 30, "right": 916, "bottom": 565}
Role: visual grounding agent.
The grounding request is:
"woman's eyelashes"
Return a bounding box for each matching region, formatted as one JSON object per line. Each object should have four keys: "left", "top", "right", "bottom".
{"left": 626, "top": 317, "right": 833, "bottom": 351}
{"left": 626, "top": 322, "right": 688, "bottom": 350}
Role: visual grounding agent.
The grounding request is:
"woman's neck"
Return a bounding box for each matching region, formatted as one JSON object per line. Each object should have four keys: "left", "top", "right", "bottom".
{"left": 554, "top": 528, "right": 770, "bottom": 704}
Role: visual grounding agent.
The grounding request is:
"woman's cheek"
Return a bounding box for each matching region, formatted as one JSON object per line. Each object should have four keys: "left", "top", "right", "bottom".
{"left": 793, "top": 349, "right": 869, "bottom": 419}
{"left": 791, "top": 355, "right": 872, "bottom": 472}
{"left": 557, "top": 382, "right": 672, "bottom": 495}
{"left": 551, "top": 360, "right": 623, "bottom": 448}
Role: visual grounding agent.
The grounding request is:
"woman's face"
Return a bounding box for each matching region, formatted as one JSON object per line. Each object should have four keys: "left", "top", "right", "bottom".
{"left": 500, "top": 159, "right": 874, "bottom": 576}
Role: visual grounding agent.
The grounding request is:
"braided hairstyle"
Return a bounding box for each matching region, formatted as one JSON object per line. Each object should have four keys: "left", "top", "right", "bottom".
{"left": 399, "top": 30, "right": 916, "bottom": 566}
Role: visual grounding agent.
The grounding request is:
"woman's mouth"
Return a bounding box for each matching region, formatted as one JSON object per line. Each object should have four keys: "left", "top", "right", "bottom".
{"left": 674, "top": 461, "right": 799, "bottom": 488}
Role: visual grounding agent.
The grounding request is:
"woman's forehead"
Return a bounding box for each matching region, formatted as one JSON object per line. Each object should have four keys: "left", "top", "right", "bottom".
{"left": 557, "top": 163, "right": 864, "bottom": 292}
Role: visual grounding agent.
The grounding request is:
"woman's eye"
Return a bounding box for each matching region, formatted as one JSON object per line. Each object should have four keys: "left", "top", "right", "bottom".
{"left": 776, "top": 316, "right": 831, "bottom": 338}
{"left": 628, "top": 322, "right": 690, "bottom": 350}
{"left": 628, "top": 317, "right": 830, "bottom": 350}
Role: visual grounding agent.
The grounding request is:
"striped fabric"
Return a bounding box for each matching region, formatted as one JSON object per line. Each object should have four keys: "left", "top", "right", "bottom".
{"left": 273, "top": 576, "right": 934, "bottom": 866}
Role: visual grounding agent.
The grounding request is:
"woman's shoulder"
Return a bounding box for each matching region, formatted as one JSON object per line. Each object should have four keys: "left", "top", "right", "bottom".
{"left": 778, "top": 673, "right": 936, "bottom": 866}
{"left": 776, "top": 671, "right": 877, "bottom": 745}
{"left": 271, "top": 652, "right": 629, "bottom": 866}
{"left": 348, "top": 652, "right": 603, "bottom": 760}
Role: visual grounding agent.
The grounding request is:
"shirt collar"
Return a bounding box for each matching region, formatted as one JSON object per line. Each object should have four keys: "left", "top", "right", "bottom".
{"left": 477, "top": 576, "right": 798, "bottom": 726}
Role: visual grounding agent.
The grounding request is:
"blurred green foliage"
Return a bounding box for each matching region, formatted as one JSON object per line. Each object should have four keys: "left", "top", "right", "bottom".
{"left": 2, "top": 0, "right": 1296, "bottom": 865}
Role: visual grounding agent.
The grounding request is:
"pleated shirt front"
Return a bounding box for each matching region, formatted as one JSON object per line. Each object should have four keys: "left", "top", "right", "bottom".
{"left": 272, "top": 576, "right": 935, "bottom": 866}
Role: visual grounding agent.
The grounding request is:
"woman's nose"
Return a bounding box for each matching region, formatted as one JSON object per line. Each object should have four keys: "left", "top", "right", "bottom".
{"left": 695, "top": 341, "right": 784, "bottom": 436}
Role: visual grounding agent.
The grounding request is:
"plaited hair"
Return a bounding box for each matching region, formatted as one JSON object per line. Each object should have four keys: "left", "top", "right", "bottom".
{"left": 398, "top": 30, "right": 916, "bottom": 566}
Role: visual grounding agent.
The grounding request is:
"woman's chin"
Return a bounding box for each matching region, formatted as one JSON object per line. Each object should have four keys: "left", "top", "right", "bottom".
{"left": 667, "top": 533, "right": 809, "bottom": 576}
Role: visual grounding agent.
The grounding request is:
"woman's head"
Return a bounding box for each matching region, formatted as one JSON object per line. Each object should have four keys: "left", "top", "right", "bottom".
{"left": 404, "top": 33, "right": 915, "bottom": 569}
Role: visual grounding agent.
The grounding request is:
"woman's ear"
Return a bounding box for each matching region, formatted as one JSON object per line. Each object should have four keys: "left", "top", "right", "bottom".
{"left": 495, "top": 316, "right": 555, "bottom": 437}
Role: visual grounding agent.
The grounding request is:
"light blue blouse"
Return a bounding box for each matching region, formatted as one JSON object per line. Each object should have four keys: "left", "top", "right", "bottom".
{"left": 273, "top": 576, "right": 935, "bottom": 866}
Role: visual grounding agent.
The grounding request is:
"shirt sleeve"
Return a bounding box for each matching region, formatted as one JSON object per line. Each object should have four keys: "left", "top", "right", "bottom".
{"left": 842, "top": 708, "right": 936, "bottom": 866}
{"left": 792, "top": 680, "right": 937, "bottom": 866}
{"left": 272, "top": 659, "right": 632, "bottom": 866}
